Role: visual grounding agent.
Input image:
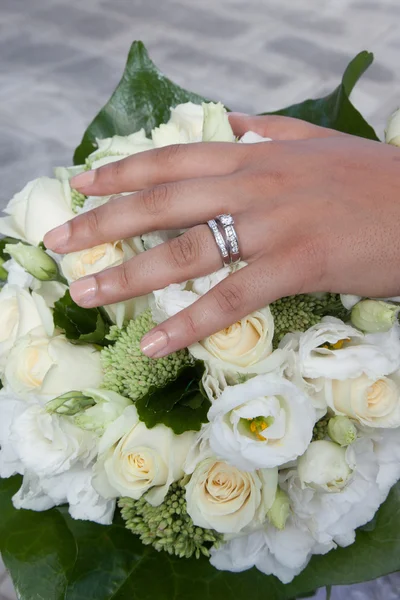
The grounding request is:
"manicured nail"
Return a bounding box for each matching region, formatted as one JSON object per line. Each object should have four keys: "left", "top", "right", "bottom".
{"left": 70, "top": 170, "right": 95, "bottom": 191}
{"left": 43, "top": 222, "right": 71, "bottom": 252}
{"left": 70, "top": 276, "right": 98, "bottom": 306}
{"left": 140, "top": 330, "right": 169, "bottom": 358}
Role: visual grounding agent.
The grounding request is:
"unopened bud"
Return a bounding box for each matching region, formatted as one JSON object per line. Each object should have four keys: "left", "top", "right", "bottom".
{"left": 5, "top": 242, "right": 60, "bottom": 282}
{"left": 328, "top": 416, "right": 357, "bottom": 447}
{"left": 267, "top": 487, "right": 290, "bottom": 530}
{"left": 351, "top": 299, "right": 398, "bottom": 333}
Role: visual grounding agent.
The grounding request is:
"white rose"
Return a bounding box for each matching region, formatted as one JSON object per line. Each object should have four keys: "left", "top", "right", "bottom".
{"left": 86, "top": 129, "right": 154, "bottom": 169}
{"left": 61, "top": 237, "right": 148, "bottom": 328}
{"left": 11, "top": 403, "right": 96, "bottom": 477}
{"left": 13, "top": 467, "right": 116, "bottom": 525}
{"left": 208, "top": 374, "right": 316, "bottom": 470}
{"left": 323, "top": 372, "right": 400, "bottom": 428}
{"left": 93, "top": 405, "right": 196, "bottom": 506}
{"left": 297, "top": 440, "right": 354, "bottom": 493}
{"left": 4, "top": 328, "right": 103, "bottom": 399}
{"left": 186, "top": 457, "right": 277, "bottom": 534}
{"left": 210, "top": 518, "right": 333, "bottom": 584}
{"left": 286, "top": 316, "right": 400, "bottom": 380}
{"left": 285, "top": 437, "right": 384, "bottom": 547}
{"left": 385, "top": 107, "right": 400, "bottom": 146}
{"left": 152, "top": 102, "right": 203, "bottom": 146}
{"left": 0, "top": 285, "right": 53, "bottom": 371}
{"left": 0, "top": 177, "right": 74, "bottom": 245}
{"left": 190, "top": 308, "right": 275, "bottom": 373}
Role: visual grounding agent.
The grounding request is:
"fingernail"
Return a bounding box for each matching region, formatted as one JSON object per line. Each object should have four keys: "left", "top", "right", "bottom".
{"left": 140, "top": 329, "right": 169, "bottom": 358}
{"left": 43, "top": 222, "right": 71, "bottom": 252}
{"left": 70, "top": 276, "right": 98, "bottom": 306}
{"left": 70, "top": 170, "right": 95, "bottom": 191}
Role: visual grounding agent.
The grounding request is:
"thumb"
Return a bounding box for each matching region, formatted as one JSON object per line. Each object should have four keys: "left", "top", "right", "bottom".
{"left": 228, "top": 112, "right": 339, "bottom": 140}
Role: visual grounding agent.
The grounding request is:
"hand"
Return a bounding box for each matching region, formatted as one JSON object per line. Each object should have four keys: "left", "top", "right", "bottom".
{"left": 44, "top": 115, "right": 400, "bottom": 358}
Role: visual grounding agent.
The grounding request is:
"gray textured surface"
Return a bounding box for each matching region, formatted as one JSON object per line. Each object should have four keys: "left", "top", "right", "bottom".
{"left": 0, "top": 0, "right": 399, "bottom": 598}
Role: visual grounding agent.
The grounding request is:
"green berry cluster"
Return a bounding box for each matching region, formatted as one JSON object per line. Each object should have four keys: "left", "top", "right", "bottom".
{"left": 71, "top": 188, "right": 86, "bottom": 213}
{"left": 119, "top": 482, "right": 222, "bottom": 559}
{"left": 101, "top": 309, "right": 194, "bottom": 401}
{"left": 312, "top": 416, "right": 330, "bottom": 441}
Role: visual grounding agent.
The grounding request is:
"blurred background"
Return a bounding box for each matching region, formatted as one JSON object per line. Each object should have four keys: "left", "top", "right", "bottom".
{"left": 0, "top": 0, "right": 399, "bottom": 598}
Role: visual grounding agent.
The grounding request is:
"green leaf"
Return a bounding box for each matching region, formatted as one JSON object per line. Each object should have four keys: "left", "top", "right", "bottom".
{"left": 266, "top": 51, "right": 379, "bottom": 140}
{"left": 53, "top": 290, "right": 112, "bottom": 346}
{"left": 0, "top": 477, "right": 399, "bottom": 600}
{"left": 73, "top": 41, "right": 208, "bottom": 165}
{"left": 135, "top": 361, "right": 210, "bottom": 434}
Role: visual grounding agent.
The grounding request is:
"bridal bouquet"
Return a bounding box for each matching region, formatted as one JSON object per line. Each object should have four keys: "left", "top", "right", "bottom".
{"left": 0, "top": 43, "right": 399, "bottom": 600}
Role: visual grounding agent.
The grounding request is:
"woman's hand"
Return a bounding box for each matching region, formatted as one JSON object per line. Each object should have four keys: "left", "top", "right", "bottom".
{"left": 44, "top": 115, "right": 400, "bottom": 358}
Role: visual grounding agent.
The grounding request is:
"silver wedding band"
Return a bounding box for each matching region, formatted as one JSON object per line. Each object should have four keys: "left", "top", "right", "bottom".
{"left": 207, "top": 213, "right": 241, "bottom": 267}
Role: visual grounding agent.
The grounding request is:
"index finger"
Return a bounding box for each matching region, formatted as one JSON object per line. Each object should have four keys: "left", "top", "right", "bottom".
{"left": 69, "top": 141, "right": 252, "bottom": 196}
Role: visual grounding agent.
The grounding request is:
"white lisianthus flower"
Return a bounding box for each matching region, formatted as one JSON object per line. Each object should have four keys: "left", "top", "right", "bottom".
{"left": 0, "top": 389, "right": 26, "bottom": 478}
{"left": 0, "top": 177, "right": 74, "bottom": 245}
{"left": 93, "top": 405, "right": 196, "bottom": 506}
{"left": 185, "top": 457, "right": 278, "bottom": 534}
{"left": 3, "top": 328, "right": 103, "bottom": 399}
{"left": 297, "top": 441, "right": 354, "bottom": 492}
{"left": 284, "top": 437, "right": 383, "bottom": 547}
{"left": 210, "top": 518, "right": 333, "bottom": 584}
{"left": 13, "top": 467, "right": 116, "bottom": 525}
{"left": 322, "top": 372, "right": 400, "bottom": 428}
{"left": 86, "top": 129, "right": 154, "bottom": 169}
{"left": 61, "top": 237, "right": 148, "bottom": 327}
{"left": 385, "top": 107, "right": 400, "bottom": 146}
{"left": 152, "top": 102, "right": 204, "bottom": 146}
{"left": 11, "top": 403, "right": 96, "bottom": 477}
{"left": 202, "top": 102, "right": 235, "bottom": 142}
{"left": 0, "top": 285, "right": 53, "bottom": 371}
{"left": 285, "top": 316, "right": 400, "bottom": 380}
{"left": 208, "top": 374, "right": 316, "bottom": 470}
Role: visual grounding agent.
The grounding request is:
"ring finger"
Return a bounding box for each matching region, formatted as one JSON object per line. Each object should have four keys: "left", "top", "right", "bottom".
{"left": 69, "top": 223, "right": 228, "bottom": 307}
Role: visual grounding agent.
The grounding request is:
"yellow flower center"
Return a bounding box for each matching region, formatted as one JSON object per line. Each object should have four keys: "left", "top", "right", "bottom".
{"left": 246, "top": 416, "right": 274, "bottom": 441}
{"left": 322, "top": 338, "right": 350, "bottom": 350}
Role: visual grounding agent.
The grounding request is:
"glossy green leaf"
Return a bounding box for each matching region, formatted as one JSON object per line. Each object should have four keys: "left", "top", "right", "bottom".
{"left": 73, "top": 41, "right": 208, "bottom": 165}
{"left": 136, "top": 361, "right": 210, "bottom": 434}
{"left": 267, "top": 51, "right": 379, "bottom": 140}
{"left": 53, "top": 290, "right": 112, "bottom": 346}
{"left": 0, "top": 477, "right": 399, "bottom": 600}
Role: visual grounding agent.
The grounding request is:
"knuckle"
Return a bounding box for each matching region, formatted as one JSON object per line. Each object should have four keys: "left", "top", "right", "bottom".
{"left": 182, "top": 312, "right": 198, "bottom": 337}
{"left": 213, "top": 282, "right": 244, "bottom": 315}
{"left": 142, "top": 183, "right": 170, "bottom": 215}
{"left": 158, "top": 143, "right": 184, "bottom": 166}
{"left": 292, "top": 236, "right": 326, "bottom": 292}
{"left": 117, "top": 262, "right": 130, "bottom": 291}
{"left": 78, "top": 209, "right": 100, "bottom": 236}
{"left": 167, "top": 231, "right": 201, "bottom": 269}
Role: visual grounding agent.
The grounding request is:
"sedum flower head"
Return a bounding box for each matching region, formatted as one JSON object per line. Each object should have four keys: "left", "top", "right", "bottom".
{"left": 270, "top": 293, "right": 349, "bottom": 346}
{"left": 119, "top": 481, "right": 222, "bottom": 559}
{"left": 101, "top": 309, "right": 194, "bottom": 401}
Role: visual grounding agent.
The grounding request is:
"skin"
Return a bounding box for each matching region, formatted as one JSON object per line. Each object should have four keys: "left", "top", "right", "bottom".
{"left": 44, "top": 114, "right": 400, "bottom": 358}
